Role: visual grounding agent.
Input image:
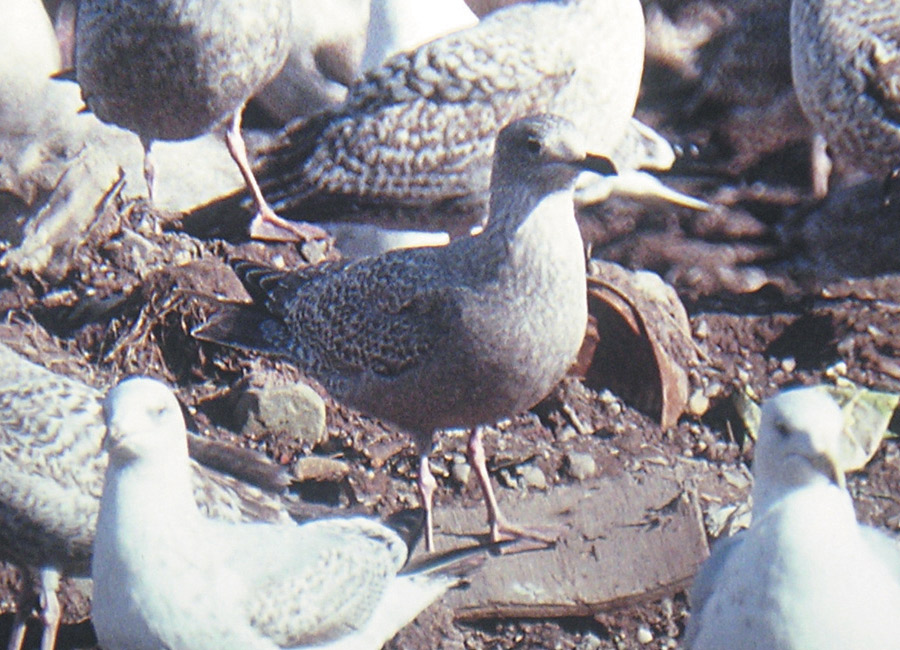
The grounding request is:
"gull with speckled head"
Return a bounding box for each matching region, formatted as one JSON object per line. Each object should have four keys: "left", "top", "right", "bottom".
{"left": 93, "top": 377, "right": 494, "bottom": 650}
{"left": 684, "top": 386, "right": 900, "bottom": 649}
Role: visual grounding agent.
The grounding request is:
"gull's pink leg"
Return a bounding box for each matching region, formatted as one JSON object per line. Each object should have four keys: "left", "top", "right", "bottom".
{"left": 225, "top": 108, "right": 329, "bottom": 243}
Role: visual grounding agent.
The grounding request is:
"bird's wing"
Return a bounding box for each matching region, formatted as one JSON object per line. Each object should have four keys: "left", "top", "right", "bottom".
{"left": 223, "top": 517, "right": 407, "bottom": 647}
{"left": 682, "top": 530, "right": 746, "bottom": 648}
{"left": 253, "top": 5, "right": 573, "bottom": 216}
{"left": 227, "top": 251, "right": 461, "bottom": 378}
{"left": 855, "top": 10, "right": 900, "bottom": 123}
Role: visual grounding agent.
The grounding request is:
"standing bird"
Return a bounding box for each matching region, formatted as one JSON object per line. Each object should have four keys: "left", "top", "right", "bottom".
{"left": 684, "top": 387, "right": 900, "bottom": 649}
{"left": 93, "top": 376, "right": 495, "bottom": 650}
{"left": 195, "top": 115, "right": 616, "bottom": 550}
{"left": 790, "top": 0, "right": 900, "bottom": 195}
{"left": 0, "top": 342, "right": 292, "bottom": 650}
{"left": 75, "top": 0, "right": 325, "bottom": 240}
{"left": 188, "top": 0, "right": 645, "bottom": 240}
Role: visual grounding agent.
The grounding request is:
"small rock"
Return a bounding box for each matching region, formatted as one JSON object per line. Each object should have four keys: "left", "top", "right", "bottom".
{"left": 292, "top": 456, "right": 350, "bottom": 482}
{"left": 781, "top": 357, "right": 797, "bottom": 373}
{"left": 579, "top": 632, "right": 603, "bottom": 650}
{"left": 517, "top": 464, "right": 548, "bottom": 490}
{"left": 694, "top": 319, "right": 709, "bottom": 339}
{"left": 637, "top": 626, "right": 653, "bottom": 644}
{"left": 556, "top": 424, "right": 577, "bottom": 442}
{"left": 687, "top": 389, "right": 710, "bottom": 416}
{"left": 451, "top": 460, "right": 472, "bottom": 487}
{"left": 235, "top": 383, "right": 326, "bottom": 447}
{"left": 565, "top": 452, "right": 597, "bottom": 481}
{"left": 825, "top": 360, "right": 848, "bottom": 379}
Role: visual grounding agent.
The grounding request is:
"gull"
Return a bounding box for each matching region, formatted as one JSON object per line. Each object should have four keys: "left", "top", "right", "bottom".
{"left": 0, "top": 341, "right": 291, "bottom": 650}
{"left": 195, "top": 115, "right": 615, "bottom": 550}
{"left": 790, "top": 0, "right": 900, "bottom": 194}
{"left": 75, "top": 0, "right": 326, "bottom": 241}
{"left": 684, "top": 386, "right": 900, "bottom": 649}
{"left": 93, "top": 376, "right": 496, "bottom": 650}
{"left": 188, "top": 0, "right": 647, "bottom": 241}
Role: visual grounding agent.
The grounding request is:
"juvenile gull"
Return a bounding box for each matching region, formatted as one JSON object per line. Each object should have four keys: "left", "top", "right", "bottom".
{"left": 790, "top": 0, "right": 900, "bottom": 190}
{"left": 75, "top": 0, "right": 326, "bottom": 240}
{"left": 189, "top": 0, "right": 645, "bottom": 240}
{"left": 93, "top": 376, "right": 494, "bottom": 650}
{"left": 684, "top": 387, "right": 900, "bottom": 649}
{"left": 195, "top": 115, "right": 615, "bottom": 549}
{"left": 0, "top": 342, "right": 291, "bottom": 650}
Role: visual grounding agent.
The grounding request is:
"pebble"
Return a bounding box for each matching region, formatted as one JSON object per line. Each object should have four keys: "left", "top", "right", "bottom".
{"left": 687, "top": 389, "right": 710, "bottom": 416}
{"left": 235, "top": 382, "right": 326, "bottom": 447}
{"left": 565, "top": 451, "right": 597, "bottom": 481}
{"left": 637, "top": 626, "right": 654, "bottom": 644}
{"left": 291, "top": 456, "right": 350, "bottom": 482}
{"left": 450, "top": 460, "right": 472, "bottom": 487}
{"left": 517, "top": 465, "right": 548, "bottom": 490}
{"left": 694, "top": 319, "right": 709, "bottom": 339}
{"left": 556, "top": 425, "right": 577, "bottom": 443}
{"left": 781, "top": 357, "right": 797, "bottom": 373}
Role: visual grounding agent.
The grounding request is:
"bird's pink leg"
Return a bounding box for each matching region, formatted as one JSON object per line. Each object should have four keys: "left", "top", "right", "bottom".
{"left": 418, "top": 453, "right": 438, "bottom": 552}
{"left": 37, "top": 569, "right": 60, "bottom": 650}
{"left": 467, "top": 426, "right": 559, "bottom": 545}
{"left": 225, "top": 109, "right": 329, "bottom": 243}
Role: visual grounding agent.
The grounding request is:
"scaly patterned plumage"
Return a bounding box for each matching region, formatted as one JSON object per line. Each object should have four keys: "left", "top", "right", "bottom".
{"left": 0, "top": 342, "right": 291, "bottom": 650}
{"left": 791, "top": 0, "right": 900, "bottom": 179}
{"left": 191, "top": 0, "right": 645, "bottom": 236}
{"left": 195, "top": 115, "right": 616, "bottom": 549}
{"left": 93, "top": 377, "right": 494, "bottom": 650}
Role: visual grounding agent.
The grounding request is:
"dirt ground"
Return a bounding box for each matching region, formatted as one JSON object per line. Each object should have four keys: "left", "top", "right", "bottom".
{"left": 5, "top": 0, "right": 900, "bottom": 648}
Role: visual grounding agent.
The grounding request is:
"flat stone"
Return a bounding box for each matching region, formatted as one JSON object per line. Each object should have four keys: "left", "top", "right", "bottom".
{"left": 419, "top": 464, "right": 709, "bottom": 618}
{"left": 291, "top": 456, "right": 350, "bottom": 482}
{"left": 235, "top": 383, "right": 326, "bottom": 447}
{"left": 565, "top": 451, "right": 597, "bottom": 481}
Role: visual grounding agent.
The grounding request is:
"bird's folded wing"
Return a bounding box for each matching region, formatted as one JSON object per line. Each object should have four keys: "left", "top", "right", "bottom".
{"left": 220, "top": 517, "right": 407, "bottom": 647}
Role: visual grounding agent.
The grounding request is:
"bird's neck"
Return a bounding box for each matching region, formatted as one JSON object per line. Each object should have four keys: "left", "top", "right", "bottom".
{"left": 99, "top": 454, "right": 202, "bottom": 542}
{"left": 751, "top": 479, "right": 853, "bottom": 527}
{"left": 484, "top": 185, "right": 581, "bottom": 252}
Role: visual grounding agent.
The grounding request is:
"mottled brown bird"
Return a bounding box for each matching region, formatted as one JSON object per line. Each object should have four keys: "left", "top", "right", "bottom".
{"left": 75, "top": 0, "right": 325, "bottom": 240}
{"left": 189, "top": 0, "right": 644, "bottom": 240}
{"left": 195, "top": 115, "right": 616, "bottom": 550}
{"left": 791, "top": 0, "right": 900, "bottom": 191}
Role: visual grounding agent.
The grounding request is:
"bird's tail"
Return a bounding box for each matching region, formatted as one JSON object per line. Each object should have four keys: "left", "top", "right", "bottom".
{"left": 191, "top": 304, "right": 288, "bottom": 357}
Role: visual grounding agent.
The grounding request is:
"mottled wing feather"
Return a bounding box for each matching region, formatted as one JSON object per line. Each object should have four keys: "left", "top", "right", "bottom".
{"left": 255, "top": 6, "right": 574, "bottom": 213}
{"left": 283, "top": 251, "right": 459, "bottom": 377}
{"left": 855, "top": 7, "right": 900, "bottom": 123}
{"left": 232, "top": 518, "right": 407, "bottom": 646}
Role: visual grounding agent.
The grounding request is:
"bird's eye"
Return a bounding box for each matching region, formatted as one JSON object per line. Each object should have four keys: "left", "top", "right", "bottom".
{"left": 774, "top": 420, "right": 791, "bottom": 438}
{"left": 525, "top": 137, "right": 541, "bottom": 155}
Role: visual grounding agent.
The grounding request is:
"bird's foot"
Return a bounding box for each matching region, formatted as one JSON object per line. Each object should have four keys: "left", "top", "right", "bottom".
{"left": 249, "top": 208, "right": 331, "bottom": 243}
{"left": 489, "top": 516, "right": 562, "bottom": 552}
